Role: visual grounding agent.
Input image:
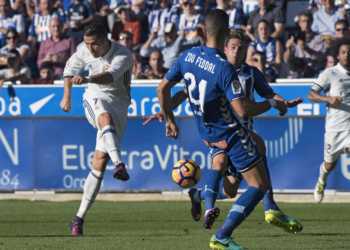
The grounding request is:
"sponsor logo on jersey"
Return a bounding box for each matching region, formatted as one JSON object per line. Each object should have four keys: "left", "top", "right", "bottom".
{"left": 232, "top": 80, "right": 241, "bottom": 94}
{"left": 88, "top": 64, "right": 93, "bottom": 69}
{"left": 95, "top": 105, "right": 100, "bottom": 110}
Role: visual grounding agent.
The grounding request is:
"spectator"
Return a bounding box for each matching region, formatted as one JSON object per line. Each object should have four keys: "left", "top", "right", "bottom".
{"left": 27, "top": 0, "right": 65, "bottom": 55}
{"left": 246, "top": 20, "right": 283, "bottom": 77}
{"left": 214, "top": 0, "right": 245, "bottom": 29}
{"left": 131, "top": 50, "right": 144, "bottom": 79}
{"left": 325, "top": 52, "right": 337, "bottom": 68}
{"left": 111, "top": 3, "right": 141, "bottom": 46}
{"left": 0, "top": 0, "right": 25, "bottom": 47}
{"left": 143, "top": 50, "right": 165, "bottom": 79}
{"left": 0, "top": 49, "right": 31, "bottom": 91}
{"left": 37, "top": 18, "right": 76, "bottom": 79}
{"left": 117, "top": 30, "right": 133, "bottom": 50}
{"left": 140, "top": 22, "right": 200, "bottom": 70}
{"left": 65, "top": 0, "right": 95, "bottom": 44}
{"left": 287, "top": 57, "right": 318, "bottom": 79}
{"left": 308, "top": 0, "right": 323, "bottom": 12}
{"left": 177, "top": 0, "right": 205, "bottom": 34}
{"left": 249, "top": 51, "right": 276, "bottom": 82}
{"left": 335, "top": 19, "right": 350, "bottom": 38}
{"left": 148, "top": 0, "right": 180, "bottom": 37}
{"left": 0, "top": 29, "right": 30, "bottom": 65}
{"left": 311, "top": 0, "right": 347, "bottom": 39}
{"left": 96, "top": 0, "right": 113, "bottom": 32}
{"left": 284, "top": 11, "right": 326, "bottom": 73}
{"left": 30, "top": 61, "right": 55, "bottom": 84}
{"left": 246, "top": 0, "right": 286, "bottom": 40}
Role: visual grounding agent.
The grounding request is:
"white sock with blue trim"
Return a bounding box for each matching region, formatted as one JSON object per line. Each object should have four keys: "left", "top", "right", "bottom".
{"left": 77, "top": 169, "right": 104, "bottom": 220}
{"left": 318, "top": 162, "right": 329, "bottom": 185}
{"left": 101, "top": 125, "right": 122, "bottom": 165}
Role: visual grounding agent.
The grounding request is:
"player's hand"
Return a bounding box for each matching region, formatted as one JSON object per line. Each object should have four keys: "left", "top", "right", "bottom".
{"left": 286, "top": 39, "right": 294, "bottom": 49}
{"left": 327, "top": 96, "right": 343, "bottom": 106}
{"left": 143, "top": 112, "right": 165, "bottom": 125}
{"left": 285, "top": 97, "right": 303, "bottom": 108}
{"left": 275, "top": 100, "right": 287, "bottom": 116}
{"left": 165, "top": 120, "right": 179, "bottom": 140}
{"left": 71, "top": 75, "right": 87, "bottom": 85}
{"left": 60, "top": 97, "right": 72, "bottom": 113}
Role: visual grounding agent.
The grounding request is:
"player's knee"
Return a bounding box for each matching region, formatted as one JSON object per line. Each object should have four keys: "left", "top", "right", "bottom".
{"left": 223, "top": 188, "right": 237, "bottom": 199}
{"left": 98, "top": 112, "right": 115, "bottom": 129}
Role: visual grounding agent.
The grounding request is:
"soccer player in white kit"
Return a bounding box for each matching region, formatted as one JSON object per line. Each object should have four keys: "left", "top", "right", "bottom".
{"left": 308, "top": 37, "right": 350, "bottom": 203}
{"left": 60, "top": 23, "right": 133, "bottom": 235}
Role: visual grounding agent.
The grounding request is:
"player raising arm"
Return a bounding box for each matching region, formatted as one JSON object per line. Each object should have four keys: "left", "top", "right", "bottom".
{"left": 146, "top": 30, "right": 304, "bottom": 234}
{"left": 157, "top": 10, "right": 287, "bottom": 249}
{"left": 308, "top": 37, "right": 350, "bottom": 203}
{"left": 60, "top": 23, "right": 133, "bottom": 235}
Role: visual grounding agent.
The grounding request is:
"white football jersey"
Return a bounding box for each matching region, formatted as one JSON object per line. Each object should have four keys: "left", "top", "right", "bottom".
{"left": 312, "top": 63, "right": 350, "bottom": 132}
{"left": 63, "top": 41, "right": 133, "bottom": 102}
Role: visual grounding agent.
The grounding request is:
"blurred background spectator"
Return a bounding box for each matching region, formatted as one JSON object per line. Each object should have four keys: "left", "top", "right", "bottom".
{"left": 143, "top": 50, "right": 166, "bottom": 79}
{"left": 177, "top": 0, "right": 205, "bottom": 34}
{"left": 140, "top": 22, "right": 200, "bottom": 71}
{"left": 287, "top": 57, "right": 318, "bottom": 79}
{"left": 37, "top": 18, "right": 76, "bottom": 79}
{"left": 284, "top": 11, "right": 326, "bottom": 73}
{"left": 334, "top": 19, "right": 350, "bottom": 38}
{"left": 246, "top": 0, "right": 286, "bottom": 40}
{"left": 111, "top": 3, "right": 141, "bottom": 47}
{"left": 117, "top": 30, "right": 133, "bottom": 50}
{"left": 246, "top": 20, "right": 283, "bottom": 79}
{"left": 214, "top": 0, "right": 245, "bottom": 29}
{"left": 249, "top": 51, "right": 276, "bottom": 82}
{"left": 131, "top": 50, "right": 144, "bottom": 80}
{"left": 0, "top": 29, "right": 30, "bottom": 65}
{"left": 30, "top": 61, "right": 54, "bottom": 84}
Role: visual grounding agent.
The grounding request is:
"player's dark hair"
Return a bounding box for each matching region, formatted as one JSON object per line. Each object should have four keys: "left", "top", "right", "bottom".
{"left": 224, "top": 29, "right": 246, "bottom": 47}
{"left": 298, "top": 10, "right": 313, "bottom": 22}
{"left": 40, "top": 61, "right": 54, "bottom": 71}
{"left": 197, "top": 19, "right": 205, "bottom": 26}
{"left": 330, "top": 37, "right": 350, "bottom": 57}
{"left": 335, "top": 19, "right": 349, "bottom": 29}
{"left": 257, "top": 19, "right": 271, "bottom": 28}
{"left": 204, "top": 9, "right": 229, "bottom": 39}
{"left": 84, "top": 23, "right": 108, "bottom": 39}
{"left": 289, "top": 58, "right": 305, "bottom": 71}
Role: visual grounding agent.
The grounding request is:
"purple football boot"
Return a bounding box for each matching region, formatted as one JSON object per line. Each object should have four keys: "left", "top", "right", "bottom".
{"left": 188, "top": 188, "right": 202, "bottom": 221}
{"left": 203, "top": 207, "right": 220, "bottom": 229}
{"left": 69, "top": 216, "right": 84, "bottom": 235}
{"left": 113, "top": 163, "right": 130, "bottom": 181}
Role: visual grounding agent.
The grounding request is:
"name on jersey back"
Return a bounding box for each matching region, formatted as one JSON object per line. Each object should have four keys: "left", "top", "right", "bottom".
{"left": 184, "top": 52, "right": 216, "bottom": 74}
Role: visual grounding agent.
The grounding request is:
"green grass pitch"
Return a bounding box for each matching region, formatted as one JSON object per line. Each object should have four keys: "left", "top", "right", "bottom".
{"left": 0, "top": 200, "right": 349, "bottom": 249}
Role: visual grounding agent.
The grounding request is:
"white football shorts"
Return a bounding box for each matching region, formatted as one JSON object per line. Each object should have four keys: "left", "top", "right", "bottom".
{"left": 324, "top": 130, "right": 350, "bottom": 163}
{"left": 83, "top": 93, "right": 129, "bottom": 153}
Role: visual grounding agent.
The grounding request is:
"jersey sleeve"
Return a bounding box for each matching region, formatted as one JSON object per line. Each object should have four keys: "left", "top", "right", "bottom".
{"left": 165, "top": 55, "right": 183, "bottom": 83}
{"left": 218, "top": 63, "right": 245, "bottom": 101}
{"left": 63, "top": 50, "right": 86, "bottom": 77}
{"left": 312, "top": 71, "right": 329, "bottom": 93}
{"left": 107, "top": 50, "right": 134, "bottom": 82}
{"left": 253, "top": 67, "right": 274, "bottom": 97}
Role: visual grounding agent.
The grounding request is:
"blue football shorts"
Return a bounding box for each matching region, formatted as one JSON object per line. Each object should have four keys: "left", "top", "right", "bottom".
{"left": 210, "top": 126, "right": 262, "bottom": 183}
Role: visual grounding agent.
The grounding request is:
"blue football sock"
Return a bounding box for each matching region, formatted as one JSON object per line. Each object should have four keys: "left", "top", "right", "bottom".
{"left": 205, "top": 170, "right": 222, "bottom": 213}
{"left": 199, "top": 180, "right": 227, "bottom": 201}
{"left": 261, "top": 155, "right": 280, "bottom": 212}
{"left": 216, "top": 186, "right": 264, "bottom": 239}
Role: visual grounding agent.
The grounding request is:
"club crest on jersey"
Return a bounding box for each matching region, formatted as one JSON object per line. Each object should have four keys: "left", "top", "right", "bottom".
{"left": 201, "top": 52, "right": 205, "bottom": 55}
{"left": 232, "top": 80, "right": 241, "bottom": 94}
{"left": 105, "top": 64, "right": 109, "bottom": 70}
{"left": 95, "top": 105, "right": 100, "bottom": 110}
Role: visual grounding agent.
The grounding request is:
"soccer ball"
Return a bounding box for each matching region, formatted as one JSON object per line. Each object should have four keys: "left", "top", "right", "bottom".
{"left": 172, "top": 159, "right": 201, "bottom": 188}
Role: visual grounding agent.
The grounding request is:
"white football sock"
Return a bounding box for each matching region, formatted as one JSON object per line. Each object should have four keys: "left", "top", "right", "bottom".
{"left": 318, "top": 162, "right": 330, "bottom": 186}
{"left": 77, "top": 169, "right": 104, "bottom": 220}
{"left": 101, "top": 125, "right": 122, "bottom": 165}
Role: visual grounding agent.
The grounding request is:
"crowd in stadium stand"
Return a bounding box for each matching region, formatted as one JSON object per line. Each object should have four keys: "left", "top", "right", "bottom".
{"left": 0, "top": 0, "right": 349, "bottom": 85}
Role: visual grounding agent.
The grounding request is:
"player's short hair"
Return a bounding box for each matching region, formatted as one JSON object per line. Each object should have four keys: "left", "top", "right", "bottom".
{"left": 330, "top": 37, "right": 350, "bottom": 57}
{"left": 257, "top": 19, "right": 270, "bottom": 28}
{"left": 335, "top": 19, "right": 349, "bottom": 28}
{"left": 224, "top": 29, "right": 246, "bottom": 48}
{"left": 84, "top": 23, "right": 108, "bottom": 39}
{"left": 298, "top": 10, "right": 313, "bottom": 22}
{"left": 289, "top": 58, "right": 306, "bottom": 71}
{"left": 204, "top": 9, "right": 229, "bottom": 39}
{"left": 40, "top": 61, "right": 54, "bottom": 71}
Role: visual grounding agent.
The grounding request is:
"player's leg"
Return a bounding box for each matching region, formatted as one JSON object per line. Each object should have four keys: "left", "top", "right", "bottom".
{"left": 249, "top": 130, "right": 303, "bottom": 233}
{"left": 70, "top": 149, "right": 110, "bottom": 235}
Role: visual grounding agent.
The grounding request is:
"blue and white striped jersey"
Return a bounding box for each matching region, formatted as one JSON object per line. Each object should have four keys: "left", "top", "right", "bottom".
{"left": 28, "top": 8, "right": 65, "bottom": 43}
{"left": 176, "top": 12, "right": 205, "bottom": 33}
{"left": 214, "top": 6, "right": 245, "bottom": 28}
{"left": 235, "top": 62, "right": 273, "bottom": 129}
{"left": 166, "top": 44, "right": 245, "bottom": 142}
{"left": 249, "top": 37, "right": 277, "bottom": 63}
{"left": 0, "top": 10, "right": 25, "bottom": 47}
{"left": 148, "top": 3, "right": 180, "bottom": 36}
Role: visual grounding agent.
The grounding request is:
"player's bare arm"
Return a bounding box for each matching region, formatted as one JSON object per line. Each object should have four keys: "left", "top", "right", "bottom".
{"left": 143, "top": 88, "right": 188, "bottom": 125}
{"left": 308, "top": 89, "right": 343, "bottom": 106}
{"left": 231, "top": 97, "right": 287, "bottom": 117}
{"left": 264, "top": 93, "right": 304, "bottom": 108}
{"left": 71, "top": 71, "right": 114, "bottom": 85}
{"left": 156, "top": 77, "right": 179, "bottom": 139}
{"left": 60, "top": 77, "right": 74, "bottom": 112}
